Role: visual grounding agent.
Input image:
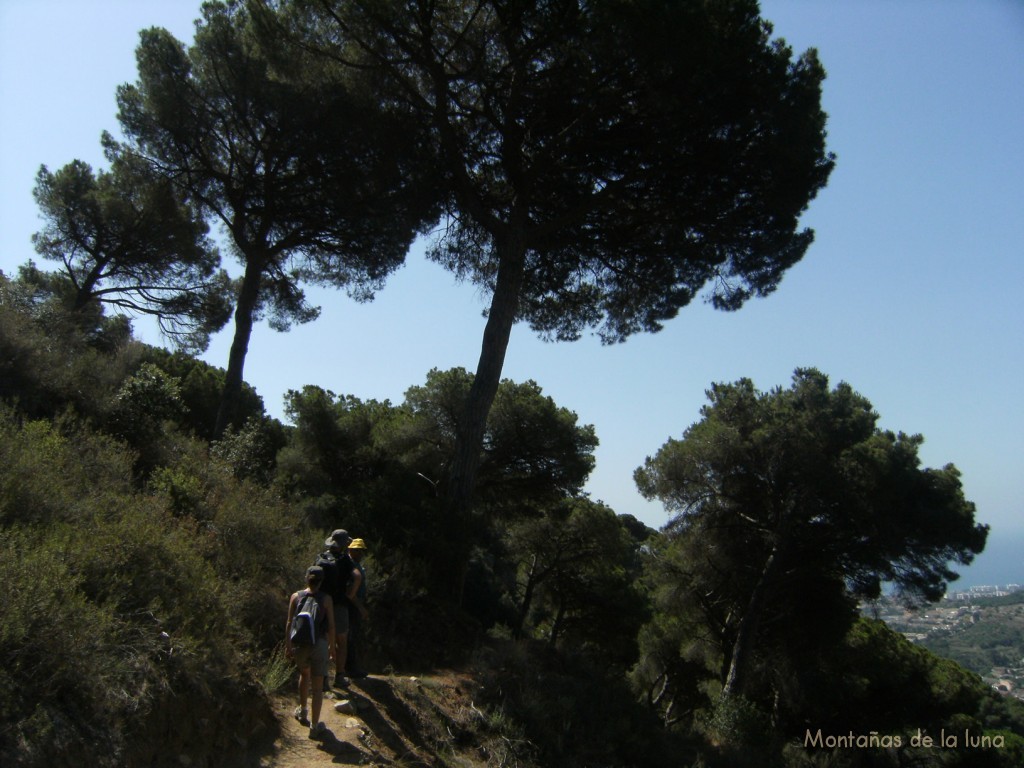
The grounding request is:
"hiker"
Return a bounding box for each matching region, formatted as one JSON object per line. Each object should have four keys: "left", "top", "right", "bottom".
{"left": 345, "top": 538, "right": 370, "bottom": 678}
{"left": 285, "top": 565, "right": 335, "bottom": 739}
{"left": 316, "top": 528, "right": 355, "bottom": 689}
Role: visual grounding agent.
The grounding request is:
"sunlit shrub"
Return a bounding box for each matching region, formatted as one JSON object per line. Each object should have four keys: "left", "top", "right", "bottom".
{"left": 0, "top": 529, "right": 131, "bottom": 766}
{"left": 0, "top": 412, "right": 281, "bottom": 767}
{"left": 0, "top": 409, "right": 135, "bottom": 527}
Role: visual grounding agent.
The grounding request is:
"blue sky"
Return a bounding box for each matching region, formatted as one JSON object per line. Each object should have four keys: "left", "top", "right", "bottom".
{"left": 2, "top": 2, "right": 1022, "bottom": 577}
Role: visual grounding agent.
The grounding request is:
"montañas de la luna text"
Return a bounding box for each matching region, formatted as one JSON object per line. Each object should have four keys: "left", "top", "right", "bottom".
{"left": 804, "top": 729, "right": 1006, "bottom": 750}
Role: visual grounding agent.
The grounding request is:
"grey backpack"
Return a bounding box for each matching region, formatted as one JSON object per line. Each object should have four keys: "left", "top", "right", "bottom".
{"left": 290, "top": 590, "right": 320, "bottom": 646}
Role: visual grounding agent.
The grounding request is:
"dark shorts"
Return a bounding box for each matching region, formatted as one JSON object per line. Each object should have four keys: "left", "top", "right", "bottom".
{"left": 294, "top": 637, "right": 329, "bottom": 677}
{"left": 334, "top": 603, "right": 350, "bottom": 634}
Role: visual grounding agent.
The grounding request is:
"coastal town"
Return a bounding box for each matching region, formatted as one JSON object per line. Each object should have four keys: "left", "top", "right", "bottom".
{"left": 867, "top": 585, "right": 1024, "bottom": 702}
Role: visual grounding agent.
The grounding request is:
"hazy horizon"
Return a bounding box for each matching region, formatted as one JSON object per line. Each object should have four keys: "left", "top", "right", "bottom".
{"left": 946, "top": 527, "right": 1024, "bottom": 591}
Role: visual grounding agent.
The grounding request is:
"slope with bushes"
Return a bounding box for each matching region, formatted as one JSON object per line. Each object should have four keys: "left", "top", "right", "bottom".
{"left": 4, "top": 269, "right": 1024, "bottom": 768}
{"left": 0, "top": 407, "right": 299, "bottom": 766}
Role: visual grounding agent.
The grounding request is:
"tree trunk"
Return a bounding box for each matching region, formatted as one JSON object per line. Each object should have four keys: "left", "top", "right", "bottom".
{"left": 72, "top": 260, "right": 107, "bottom": 311}
{"left": 213, "top": 258, "right": 263, "bottom": 438}
{"left": 515, "top": 554, "right": 540, "bottom": 638}
{"left": 722, "top": 542, "right": 787, "bottom": 700}
{"left": 549, "top": 597, "right": 566, "bottom": 647}
{"left": 443, "top": 231, "right": 527, "bottom": 601}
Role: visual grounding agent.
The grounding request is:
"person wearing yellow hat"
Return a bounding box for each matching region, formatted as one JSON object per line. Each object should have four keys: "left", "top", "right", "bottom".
{"left": 345, "top": 538, "right": 369, "bottom": 678}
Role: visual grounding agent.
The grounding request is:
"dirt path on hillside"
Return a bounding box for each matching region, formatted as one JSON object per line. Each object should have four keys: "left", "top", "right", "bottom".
{"left": 261, "top": 679, "right": 406, "bottom": 767}
{"left": 257, "top": 674, "right": 488, "bottom": 768}
{"left": 262, "top": 691, "right": 370, "bottom": 767}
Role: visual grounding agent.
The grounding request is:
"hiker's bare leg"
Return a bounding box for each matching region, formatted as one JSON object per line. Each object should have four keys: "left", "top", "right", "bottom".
{"left": 311, "top": 674, "right": 324, "bottom": 726}
{"left": 335, "top": 631, "right": 348, "bottom": 679}
{"left": 298, "top": 667, "right": 310, "bottom": 712}
{"left": 322, "top": 633, "right": 334, "bottom": 693}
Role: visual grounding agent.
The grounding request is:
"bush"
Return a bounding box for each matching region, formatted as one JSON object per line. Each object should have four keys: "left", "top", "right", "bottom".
{"left": 0, "top": 276, "right": 142, "bottom": 423}
{"left": 473, "top": 639, "right": 690, "bottom": 768}
{"left": 0, "top": 411, "right": 283, "bottom": 767}
{"left": 0, "top": 517, "right": 279, "bottom": 768}
{"left": 148, "top": 443, "right": 306, "bottom": 649}
{"left": 696, "top": 694, "right": 779, "bottom": 767}
{"left": 0, "top": 409, "right": 136, "bottom": 527}
{"left": 0, "top": 529, "right": 129, "bottom": 767}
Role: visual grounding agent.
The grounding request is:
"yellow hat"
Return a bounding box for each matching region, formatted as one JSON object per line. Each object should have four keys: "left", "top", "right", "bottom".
{"left": 349, "top": 538, "right": 367, "bottom": 550}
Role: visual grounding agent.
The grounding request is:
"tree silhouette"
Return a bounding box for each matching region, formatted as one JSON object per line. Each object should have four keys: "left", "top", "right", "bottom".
{"left": 635, "top": 369, "right": 988, "bottom": 707}
{"left": 32, "top": 155, "right": 229, "bottom": 352}
{"left": 286, "top": 0, "right": 835, "bottom": 596}
{"left": 113, "top": 1, "right": 437, "bottom": 436}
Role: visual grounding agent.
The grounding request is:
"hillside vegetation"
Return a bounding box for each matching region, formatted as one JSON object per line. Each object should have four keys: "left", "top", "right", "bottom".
{"left": 5, "top": 262, "right": 1024, "bottom": 768}
{"left": 0, "top": 271, "right": 681, "bottom": 767}
{"left": 6, "top": 1, "right": 1023, "bottom": 764}
{"left": 922, "top": 597, "right": 1024, "bottom": 678}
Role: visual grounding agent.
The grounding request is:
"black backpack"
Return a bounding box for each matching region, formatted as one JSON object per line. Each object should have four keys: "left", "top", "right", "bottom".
{"left": 334, "top": 552, "right": 356, "bottom": 606}
{"left": 290, "top": 590, "right": 321, "bottom": 647}
{"left": 315, "top": 550, "right": 342, "bottom": 601}
{"left": 316, "top": 550, "right": 354, "bottom": 604}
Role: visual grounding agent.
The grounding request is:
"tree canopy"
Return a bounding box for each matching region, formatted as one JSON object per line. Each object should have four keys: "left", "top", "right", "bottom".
{"left": 278, "top": 367, "right": 599, "bottom": 592}
{"left": 31, "top": 155, "right": 230, "bottom": 352}
{"left": 279, "top": 0, "right": 835, "bottom": 564}
{"left": 401, "top": 367, "right": 598, "bottom": 510}
{"left": 113, "top": 0, "right": 438, "bottom": 435}
{"left": 504, "top": 497, "right": 647, "bottom": 657}
{"left": 634, "top": 368, "right": 988, "bottom": 707}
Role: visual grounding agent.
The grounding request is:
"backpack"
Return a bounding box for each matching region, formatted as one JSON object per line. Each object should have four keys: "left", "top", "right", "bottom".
{"left": 336, "top": 552, "right": 357, "bottom": 605}
{"left": 290, "top": 590, "right": 321, "bottom": 647}
{"left": 315, "top": 550, "right": 341, "bottom": 601}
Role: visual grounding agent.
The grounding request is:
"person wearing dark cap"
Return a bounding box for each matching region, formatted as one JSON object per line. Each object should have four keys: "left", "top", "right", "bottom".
{"left": 315, "top": 529, "right": 354, "bottom": 689}
{"left": 285, "top": 565, "right": 335, "bottom": 739}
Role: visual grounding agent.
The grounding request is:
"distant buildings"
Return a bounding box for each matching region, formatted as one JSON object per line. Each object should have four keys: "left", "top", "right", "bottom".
{"left": 864, "top": 584, "right": 1024, "bottom": 703}
{"left": 946, "top": 584, "right": 1023, "bottom": 601}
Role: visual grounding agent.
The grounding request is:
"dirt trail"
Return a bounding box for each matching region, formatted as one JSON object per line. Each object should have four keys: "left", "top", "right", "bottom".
{"left": 258, "top": 674, "right": 488, "bottom": 768}
{"left": 262, "top": 692, "right": 368, "bottom": 767}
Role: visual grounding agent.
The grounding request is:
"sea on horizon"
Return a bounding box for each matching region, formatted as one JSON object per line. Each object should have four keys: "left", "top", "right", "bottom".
{"left": 948, "top": 526, "right": 1024, "bottom": 591}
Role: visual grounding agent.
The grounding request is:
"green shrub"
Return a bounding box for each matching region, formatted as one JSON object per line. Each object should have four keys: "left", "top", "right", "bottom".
{"left": 0, "top": 278, "right": 142, "bottom": 423}
{"left": 0, "top": 529, "right": 131, "bottom": 767}
{"left": 473, "top": 640, "right": 689, "bottom": 768}
{"left": 697, "top": 693, "right": 778, "bottom": 765}
{"left": 258, "top": 642, "right": 294, "bottom": 695}
{"left": 148, "top": 445, "right": 306, "bottom": 649}
{"left": 0, "top": 412, "right": 281, "bottom": 767}
{"left": 0, "top": 409, "right": 136, "bottom": 527}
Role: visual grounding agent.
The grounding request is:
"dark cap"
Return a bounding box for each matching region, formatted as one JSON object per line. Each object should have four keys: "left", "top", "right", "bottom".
{"left": 324, "top": 528, "right": 353, "bottom": 548}
{"left": 306, "top": 565, "right": 324, "bottom": 580}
